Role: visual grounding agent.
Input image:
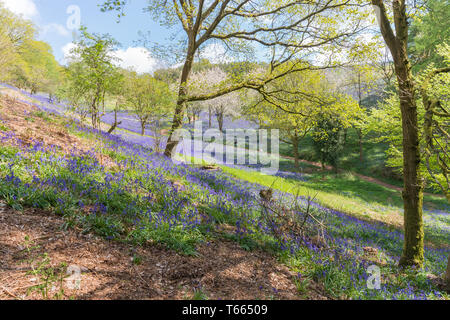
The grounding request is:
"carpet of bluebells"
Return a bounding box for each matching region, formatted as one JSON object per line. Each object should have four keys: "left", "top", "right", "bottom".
{"left": 0, "top": 84, "right": 449, "bottom": 300}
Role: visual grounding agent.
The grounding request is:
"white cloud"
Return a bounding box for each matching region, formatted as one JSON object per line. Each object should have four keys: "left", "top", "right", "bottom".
{"left": 112, "top": 47, "right": 158, "bottom": 74}
{"left": 62, "top": 44, "right": 158, "bottom": 74}
{"left": 61, "top": 42, "right": 77, "bottom": 64}
{"left": 0, "top": 0, "right": 38, "bottom": 19}
{"left": 42, "top": 23, "right": 70, "bottom": 37}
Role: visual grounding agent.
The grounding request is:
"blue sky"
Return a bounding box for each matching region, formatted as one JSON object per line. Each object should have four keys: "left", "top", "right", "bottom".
{"left": 1, "top": 0, "right": 381, "bottom": 73}
{"left": 1, "top": 0, "right": 176, "bottom": 73}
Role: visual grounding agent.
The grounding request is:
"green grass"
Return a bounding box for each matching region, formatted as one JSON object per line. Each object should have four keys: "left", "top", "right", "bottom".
{"left": 32, "top": 111, "right": 52, "bottom": 122}
{"left": 279, "top": 129, "right": 404, "bottom": 188}
{"left": 2, "top": 113, "right": 449, "bottom": 300}
{"left": 221, "top": 165, "right": 448, "bottom": 231}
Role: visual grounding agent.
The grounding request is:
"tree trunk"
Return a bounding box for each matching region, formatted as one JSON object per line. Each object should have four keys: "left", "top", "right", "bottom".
{"left": 107, "top": 109, "right": 120, "bottom": 134}
{"left": 209, "top": 107, "right": 212, "bottom": 128}
{"left": 108, "top": 121, "right": 121, "bottom": 134}
{"left": 358, "top": 128, "right": 364, "bottom": 163}
{"left": 141, "top": 122, "right": 146, "bottom": 136}
{"left": 291, "top": 136, "right": 300, "bottom": 171}
{"left": 396, "top": 37, "right": 424, "bottom": 269}
{"left": 445, "top": 255, "right": 450, "bottom": 290}
{"left": 164, "top": 42, "right": 196, "bottom": 158}
{"left": 91, "top": 101, "right": 97, "bottom": 129}
{"left": 217, "top": 112, "right": 224, "bottom": 133}
{"left": 398, "top": 108, "right": 424, "bottom": 266}
{"left": 373, "top": 0, "right": 425, "bottom": 267}
{"left": 373, "top": 0, "right": 424, "bottom": 267}
{"left": 102, "top": 91, "right": 106, "bottom": 114}
{"left": 91, "top": 84, "right": 102, "bottom": 130}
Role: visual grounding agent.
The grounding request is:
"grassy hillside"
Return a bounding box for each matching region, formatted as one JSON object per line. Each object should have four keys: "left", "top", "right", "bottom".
{"left": 0, "top": 94, "right": 449, "bottom": 300}
{"left": 279, "top": 129, "right": 403, "bottom": 187}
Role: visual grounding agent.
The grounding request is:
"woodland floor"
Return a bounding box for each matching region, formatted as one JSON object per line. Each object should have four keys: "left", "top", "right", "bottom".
{"left": 0, "top": 202, "right": 328, "bottom": 300}
{"left": 0, "top": 95, "right": 329, "bottom": 300}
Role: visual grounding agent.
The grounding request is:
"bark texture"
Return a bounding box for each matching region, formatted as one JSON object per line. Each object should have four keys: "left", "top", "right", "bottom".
{"left": 446, "top": 255, "right": 450, "bottom": 290}
{"left": 372, "top": 0, "right": 424, "bottom": 267}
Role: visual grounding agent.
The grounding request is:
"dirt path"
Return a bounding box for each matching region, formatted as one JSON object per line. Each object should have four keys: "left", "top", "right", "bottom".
{"left": 0, "top": 201, "right": 328, "bottom": 300}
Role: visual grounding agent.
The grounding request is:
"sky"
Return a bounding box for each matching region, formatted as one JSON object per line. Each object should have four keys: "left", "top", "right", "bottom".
{"left": 1, "top": 0, "right": 383, "bottom": 74}
{"left": 0, "top": 0, "right": 176, "bottom": 73}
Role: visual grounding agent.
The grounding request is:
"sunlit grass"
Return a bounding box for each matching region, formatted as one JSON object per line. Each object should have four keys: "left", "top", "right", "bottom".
{"left": 221, "top": 165, "right": 449, "bottom": 247}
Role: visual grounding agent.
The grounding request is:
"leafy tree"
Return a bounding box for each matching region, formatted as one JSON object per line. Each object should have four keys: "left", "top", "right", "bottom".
{"left": 312, "top": 114, "right": 346, "bottom": 173}
{"left": 0, "top": 6, "right": 62, "bottom": 96}
{"left": 372, "top": 0, "right": 426, "bottom": 267}
{"left": 13, "top": 40, "right": 62, "bottom": 96}
{"left": 67, "top": 27, "right": 121, "bottom": 129}
{"left": 101, "top": 0, "right": 369, "bottom": 157}
{"left": 420, "top": 44, "right": 450, "bottom": 201}
{"left": 244, "top": 68, "right": 324, "bottom": 169}
{"left": 0, "top": 4, "right": 35, "bottom": 81}
{"left": 125, "top": 73, "right": 173, "bottom": 136}
{"left": 105, "top": 68, "right": 127, "bottom": 134}
{"left": 244, "top": 66, "right": 361, "bottom": 170}
{"left": 409, "top": 0, "right": 450, "bottom": 71}
{"left": 0, "top": 25, "right": 15, "bottom": 80}
{"left": 342, "top": 65, "right": 380, "bottom": 163}
{"left": 366, "top": 45, "right": 450, "bottom": 201}
{"left": 56, "top": 63, "right": 92, "bottom": 124}
{"left": 154, "top": 67, "right": 180, "bottom": 84}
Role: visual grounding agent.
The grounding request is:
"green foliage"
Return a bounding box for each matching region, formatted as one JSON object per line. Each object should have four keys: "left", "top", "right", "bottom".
{"left": 61, "top": 26, "right": 121, "bottom": 128}
{"left": 410, "top": 0, "right": 450, "bottom": 71}
{"left": 0, "top": 4, "right": 36, "bottom": 82}
{"left": 312, "top": 114, "right": 346, "bottom": 171}
{"left": 32, "top": 110, "right": 52, "bottom": 122}
{"left": 124, "top": 72, "right": 174, "bottom": 136}
{"left": 0, "top": 5, "right": 62, "bottom": 93}
{"left": 0, "top": 123, "right": 9, "bottom": 131}
{"left": 11, "top": 40, "right": 62, "bottom": 95}
{"left": 365, "top": 44, "right": 450, "bottom": 196}
{"left": 243, "top": 65, "right": 361, "bottom": 169}
{"left": 184, "top": 287, "right": 209, "bottom": 300}
{"left": 293, "top": 274, "right": 311, "bottom": 295}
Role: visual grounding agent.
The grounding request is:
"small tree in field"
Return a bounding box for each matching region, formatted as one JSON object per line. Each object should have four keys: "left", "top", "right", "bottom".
{"left": 312, "top": 114, "right": 346, "bottom": 173}
{"left": 125, "top": 73, "right": 173, "bottom": 136}
{"left": 68, "top": 27, "right": 120, "bottom": 129}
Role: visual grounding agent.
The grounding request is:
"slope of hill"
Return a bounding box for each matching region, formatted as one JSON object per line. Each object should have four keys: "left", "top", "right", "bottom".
{"left": 0, "top": 91, "right": 449, "bottom": 300}
{"left": 0, "top": 95, "right": 317, "bottom": 300}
